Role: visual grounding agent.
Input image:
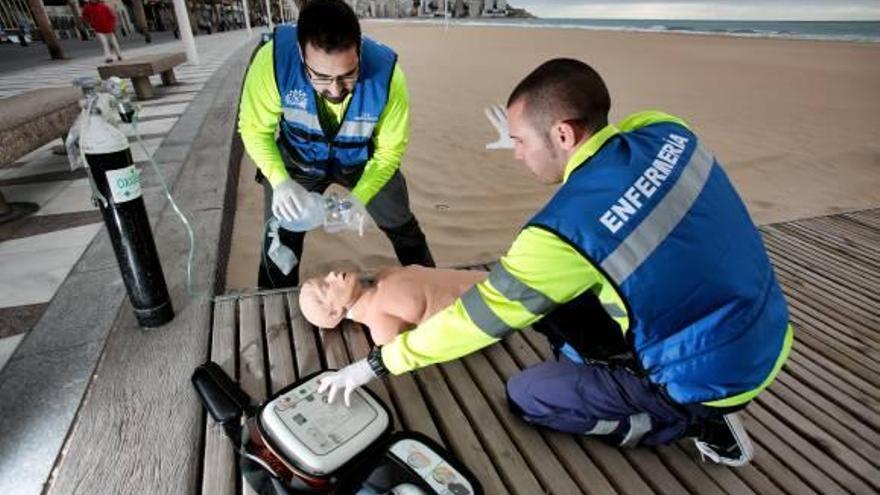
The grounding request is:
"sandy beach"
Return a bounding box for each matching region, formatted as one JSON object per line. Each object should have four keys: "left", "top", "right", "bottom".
{"left": 225, "top": 22, "right": 880, "bottom": 289}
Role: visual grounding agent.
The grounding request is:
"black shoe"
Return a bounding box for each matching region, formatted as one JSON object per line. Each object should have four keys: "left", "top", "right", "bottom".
{"left": 694, "top": 413, "right": 754, "bottom": 467}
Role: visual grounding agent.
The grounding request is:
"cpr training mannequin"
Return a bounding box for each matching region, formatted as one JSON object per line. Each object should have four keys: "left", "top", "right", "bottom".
{"left": 299, "top": 266, "right": 487, "bottom": 344}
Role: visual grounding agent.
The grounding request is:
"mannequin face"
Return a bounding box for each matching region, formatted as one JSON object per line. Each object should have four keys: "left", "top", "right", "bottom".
{"left": 299, "top": 271, "right": 360, "bottom": 328}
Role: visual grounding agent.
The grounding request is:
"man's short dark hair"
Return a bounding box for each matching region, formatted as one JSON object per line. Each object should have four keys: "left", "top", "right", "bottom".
{"left": 297, "top": 0, "right": 361, "bottom": 54}
{"left": 507, "top": 58, "right": 611, "bottom": 135}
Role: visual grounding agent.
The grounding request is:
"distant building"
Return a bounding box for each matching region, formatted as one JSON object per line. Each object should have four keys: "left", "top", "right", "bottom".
{"left": 356, "top": 0, "right": 518, "bottom": 19}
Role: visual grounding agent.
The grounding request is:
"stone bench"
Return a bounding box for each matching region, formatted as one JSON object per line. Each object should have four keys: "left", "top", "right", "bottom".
{"left": 0, "top": 86, "right": 81, "bottom": 222}
{"left": 97, "top": 52, "right": 187, "bottom": 100}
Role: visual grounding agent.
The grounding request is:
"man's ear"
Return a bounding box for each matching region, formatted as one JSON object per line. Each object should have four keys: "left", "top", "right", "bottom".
{"left": 552, "top": 120, "right": 580, "bottom": 152}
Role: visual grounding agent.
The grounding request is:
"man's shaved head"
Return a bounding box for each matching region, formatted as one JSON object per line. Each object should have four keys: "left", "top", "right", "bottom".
{"left": 507, "top": 58, "right": 611, "bottom": 137}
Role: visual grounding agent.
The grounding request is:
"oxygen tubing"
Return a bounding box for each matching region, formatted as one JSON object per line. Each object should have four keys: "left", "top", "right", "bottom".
{"left": 130, "top": 108, "right": 203, "bottom": 298}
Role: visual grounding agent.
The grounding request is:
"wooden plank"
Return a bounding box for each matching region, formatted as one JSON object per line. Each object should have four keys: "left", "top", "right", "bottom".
{"left": 239, "top": 297, "right": 268, "bottom": 402}
{"left": 415, "top": 365, "right": 511, "bottom": 494}
{"left": 780, "top": 280, "right": 880, "bottom": 350}
{"left": 239, "top": 296, "right": 268, "bottom": 495}
{"left": 771, "top": 223, "right": 880, "bottom": 280}
{"left": 740, "top": 417, "right": 821, "bottom": 495}
{"left": 201, "top": 299, "right": 237, "bottom": 495}
{"left": 784, "top": 296, "right": 880, "bottom": 363}
{"left": 771, "top": 375, "right": 880, "bottom": 457}
{"left": 793, "top": 214, "right": 880, "bottom": 247}
{"left": 263, "top": 294, "right": 297, "bottom": 393}
{"left": 771, "top": 251, "right": 880, "bottom": 343}
{"left": 340, "top": 321, "right": 402, "bottom": 430}
{"left": 481, "top": 344, "right": 619, "bottom": 495}
{"left": 764, "top": 234, "right": 879, "bottom": 312}
{"left": 790, "top": 329, "right": 880, "bottom": 391}
{"left": 843, "top": 209, "right": 880, "bottom": 231}
{"left": 685, "top": 451, "right": 782, "bottom": 495}
{"left": 748, "top": 403, "right": 872, "bottom": 493}
{"left": 783, "top": 356, "right": 880, "bottom": 430}
{"left": 440, "top": 360, "right": 546, "bottom": 494}
{"left": 319, "top": 326, "right": 350, "bottom": 370}
{"left": 789, "top": 345, "right": 880, "bottom": 403}
{"left": 285, "top": 292, "right": 321, "bottom": 377}
{"left": 503, "top": 333, "right": 654, "bottom": 495}
{"left": 383, "top": 370, "right": 445, "bottom": 445}
{"left": 764, "top": 236, "right": 879, "bottom": 315}
{"left": 754, "top": 393, "right": 880, "bottom": 489}
{"left": 652, "top": 444, "right": 735, "bottom": 495}
{"left": 468, "top": 349, "right": 613, "bottom": 495}
{"left": 769, "top": 248, "right": 880, "bottom": 321}
{"left": 779, "top": 221, "right": 880, "bottom": 272}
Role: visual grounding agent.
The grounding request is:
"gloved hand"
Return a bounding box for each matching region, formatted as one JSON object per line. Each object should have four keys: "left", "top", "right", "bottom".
{"left": 271, "top": 178, "right": 310, "bottom": 223}
{"left": 484, "top": 104, "right": 515, "bottom": 150}
{"left": 317, "top": 359, "right": 376, "bottom": 407}
{"left": 324, "top": 193, "right": 369, "bottom": 236}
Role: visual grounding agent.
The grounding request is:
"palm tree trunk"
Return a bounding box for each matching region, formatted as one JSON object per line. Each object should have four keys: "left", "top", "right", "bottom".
{"left": 66, "top": 0, "right": 89, "bottom": 40}
{"left": 130, "top": 0, "right": 152, "bottom": 42}
{"left": 28, "top": 0, "right": 64, "bottom": 59}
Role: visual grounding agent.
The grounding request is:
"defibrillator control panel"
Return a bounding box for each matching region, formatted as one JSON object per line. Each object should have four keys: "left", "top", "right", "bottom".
{"left": 260, "top": 371, "right": 389, "bottom": 475}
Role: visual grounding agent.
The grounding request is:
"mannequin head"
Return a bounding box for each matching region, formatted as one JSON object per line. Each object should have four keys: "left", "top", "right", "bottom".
{"left": 299, "top": 271, "right": 361, "bottom": 328}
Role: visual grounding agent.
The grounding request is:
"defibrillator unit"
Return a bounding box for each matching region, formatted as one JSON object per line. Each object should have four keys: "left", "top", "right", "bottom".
{"left": 193, "top": 361, "right": 482, "bottom": 495}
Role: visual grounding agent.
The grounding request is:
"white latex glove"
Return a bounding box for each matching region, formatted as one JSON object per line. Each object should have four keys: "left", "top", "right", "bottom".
{"left": 484, "top": 104, "right": 515, "bottom": 150}
{"left": 324, "top": 193, "right": 369, "bottom": 236}
{"left": 271, "top": 178, "right": 310, "bottom": 223}
{"left": 317, "top": 359, "right": 376, "bottom": 407}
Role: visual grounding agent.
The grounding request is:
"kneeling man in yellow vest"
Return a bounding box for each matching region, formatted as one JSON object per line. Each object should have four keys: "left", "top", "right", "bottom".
{"left": 319, "top": 58, "right": 792, "bottom": 467}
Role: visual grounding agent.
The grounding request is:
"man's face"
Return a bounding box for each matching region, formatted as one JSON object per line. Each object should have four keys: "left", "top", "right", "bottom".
{"left": 302, "top": 42, "right": 359, "bottom": 104}
{"left": 507, "top": 99, "right": 565, "bottom": 185}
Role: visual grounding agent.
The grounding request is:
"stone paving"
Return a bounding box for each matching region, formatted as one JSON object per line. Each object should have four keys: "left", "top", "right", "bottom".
{"left": 0, "top": 28, "right": 261, "bottom": 371}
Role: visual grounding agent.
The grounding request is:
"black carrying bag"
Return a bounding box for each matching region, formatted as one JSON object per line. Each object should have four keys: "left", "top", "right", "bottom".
{"left": 192, "top": 361, "right": 483, "bottom": 495}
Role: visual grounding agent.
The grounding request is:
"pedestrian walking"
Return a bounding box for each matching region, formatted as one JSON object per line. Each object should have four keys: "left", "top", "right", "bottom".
{"left": 81, "top": 0, "right": 123, "bottom": 63}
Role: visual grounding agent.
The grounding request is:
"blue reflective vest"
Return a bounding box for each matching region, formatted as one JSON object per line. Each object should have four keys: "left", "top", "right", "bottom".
{"left": 273, "top": 25, "right": 396, "bottom": 172}
{"left": 530, "top": 120, "right": 790, "bottom": 404}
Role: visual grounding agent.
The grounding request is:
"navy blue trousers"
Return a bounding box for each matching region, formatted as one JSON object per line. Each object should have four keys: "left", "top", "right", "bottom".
{"left": 506, "top": 356, "right": 727, "bottom": 447}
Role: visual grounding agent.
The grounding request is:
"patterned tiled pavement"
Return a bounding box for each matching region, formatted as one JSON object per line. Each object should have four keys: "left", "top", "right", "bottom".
{"left": 0, "top": 29, "right": 261, "bottom": 371}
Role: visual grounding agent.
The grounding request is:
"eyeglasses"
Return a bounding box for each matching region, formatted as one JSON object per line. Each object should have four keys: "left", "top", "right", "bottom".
{"left": 303, "top": 59, "right": 359, "bottom": 86}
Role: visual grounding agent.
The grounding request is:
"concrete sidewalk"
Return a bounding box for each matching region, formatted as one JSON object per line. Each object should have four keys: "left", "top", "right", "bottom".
{"left": 0, "top": 29, "right": 262, "bottom": 373}
{"left": 0, "top": 29, "right": 258, "bottom": 495}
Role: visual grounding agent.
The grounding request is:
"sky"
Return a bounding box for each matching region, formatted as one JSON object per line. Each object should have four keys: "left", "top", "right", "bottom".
{"left": 513, "top": 0, "right": 880, "bottom": 20}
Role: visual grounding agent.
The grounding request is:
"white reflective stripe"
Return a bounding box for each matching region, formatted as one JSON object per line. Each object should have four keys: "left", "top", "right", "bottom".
{"left": 460, "top": 286, "right": 513, "bottom": 339}
{"left": 337, "top": 120, "right": 377, "bottom": 139}
{"left": 282, "top": 107, "right": 321, "bottom": 131}
{"left": 600, "top": 144, "right": 715, "bottom": 284}
{"left": 488, "top": 264, "right": 557, "bottom": 316}
{"left": 602, "top": 302, "right": 626, "bottom": 318}
{"left": 620, "top": 412, "right": 652, "bottom": 447}
{"left": 585, "top": 419, "right": 619, "bottom": 436}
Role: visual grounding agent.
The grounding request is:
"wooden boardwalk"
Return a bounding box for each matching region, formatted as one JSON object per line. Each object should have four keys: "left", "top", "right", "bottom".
{"left": 201, "top": 209, "right": 880, "bottom": 495}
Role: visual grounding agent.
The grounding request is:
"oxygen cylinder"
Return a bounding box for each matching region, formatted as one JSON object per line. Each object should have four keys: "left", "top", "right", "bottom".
{"left": 81, "top": 111, "right": 174, "bottom": 327}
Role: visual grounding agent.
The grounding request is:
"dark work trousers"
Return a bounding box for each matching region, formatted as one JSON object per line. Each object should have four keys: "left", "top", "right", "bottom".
{"left": 506, "top": 292, "right": 739, "bottom": 447}
{"left": 258, "top": 158, "right": 434, "bottom": 289}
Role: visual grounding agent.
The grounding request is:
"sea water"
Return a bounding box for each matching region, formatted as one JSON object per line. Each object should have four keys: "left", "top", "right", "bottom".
{"left": 379, "top": 18, "right": 880, "bottom": 43}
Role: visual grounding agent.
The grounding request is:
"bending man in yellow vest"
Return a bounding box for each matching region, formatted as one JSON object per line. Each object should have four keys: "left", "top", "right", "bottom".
{"left": 239, "top": 0, "right": 434, "bottom": 288}
{"left": 318, "top": 58, "right": 793, "bottom": 467}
